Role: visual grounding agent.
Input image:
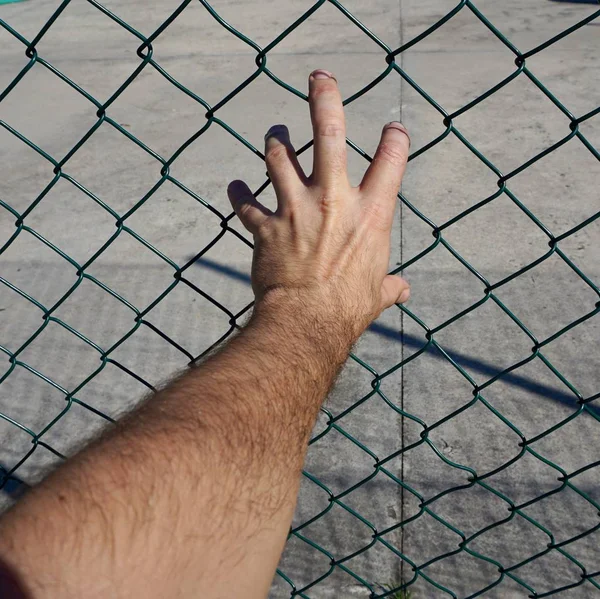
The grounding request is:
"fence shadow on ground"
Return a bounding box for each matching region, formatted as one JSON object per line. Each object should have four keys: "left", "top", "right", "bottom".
{"left": 192, "top": 256, "right": 599, "bottom": 420}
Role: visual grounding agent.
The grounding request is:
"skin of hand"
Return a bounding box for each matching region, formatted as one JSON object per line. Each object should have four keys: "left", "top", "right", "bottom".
{"left": 230, "top": 68, "right": 410, "bottom": 346}
{"left": 0, "top": 69, "right": 409, "bottom": 599}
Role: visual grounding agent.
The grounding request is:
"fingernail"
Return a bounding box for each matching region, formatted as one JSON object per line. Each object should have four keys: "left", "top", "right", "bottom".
{"left": 311, "top": 69, "right": 335, "bottom": 80}
{"left": 399, "top": 287, "right": 411, "bottom": 303}
{"left": 385, "top": 121, "right": 411, "bottom": 145}
{"left": 264, "top": 124, "right": 289, "bottom": 141}
{"left": 227, "top": 180, "right": 247, "bottom": 194}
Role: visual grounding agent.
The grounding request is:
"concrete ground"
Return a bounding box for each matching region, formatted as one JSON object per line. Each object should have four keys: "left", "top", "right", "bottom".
{"left": 0, "top": 0, "right": 599, "bottom": 597}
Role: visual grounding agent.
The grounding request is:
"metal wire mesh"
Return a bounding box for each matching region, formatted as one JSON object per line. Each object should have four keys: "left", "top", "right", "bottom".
{"left": 0, "top": 1, "right": 599, "bottom": 597}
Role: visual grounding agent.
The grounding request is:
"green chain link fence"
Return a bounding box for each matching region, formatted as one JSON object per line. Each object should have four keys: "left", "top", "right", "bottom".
{"left": 0, "top": 1, "right": 599, "bottom": 597}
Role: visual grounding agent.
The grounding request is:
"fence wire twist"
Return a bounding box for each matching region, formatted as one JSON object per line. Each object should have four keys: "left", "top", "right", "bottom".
{"left": 0, "top": 1, "right": 599, "bottom": 597}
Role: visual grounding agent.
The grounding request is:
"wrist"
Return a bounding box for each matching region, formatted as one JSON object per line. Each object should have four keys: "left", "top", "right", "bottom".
{"left": 248, "top": 286, "right": 358, "bottom": 361}
{"left": 229, "top": 287, "right": 356, "bottom": 448}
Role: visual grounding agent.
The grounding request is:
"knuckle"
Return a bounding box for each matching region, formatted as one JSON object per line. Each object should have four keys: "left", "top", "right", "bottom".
{"left": 265, "top": 143, "right": 290, "bottom": 167}
{"left": 237, "top": 199, "right": 255, "bottom": 220}
{"left": 376, "top": 141, "right": 408, "bottom": 166}
{"left": 317, "top": 185, "right": 352, "bottom": 212}
{"left": 317, "top": 120, "right": 345, "bottom": 138}
{"left": 319, "top": 191, "right": 339, "bottom": 209}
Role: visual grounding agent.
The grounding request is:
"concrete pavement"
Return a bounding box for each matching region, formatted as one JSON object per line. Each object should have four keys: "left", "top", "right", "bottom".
{"left": 0, "top": 0, "right": 598, "bottom": 597}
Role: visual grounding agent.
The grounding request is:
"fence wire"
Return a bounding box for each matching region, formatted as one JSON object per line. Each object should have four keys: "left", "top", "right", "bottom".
{"left": 0, "top": 1, "right": 599, "bottom": 598}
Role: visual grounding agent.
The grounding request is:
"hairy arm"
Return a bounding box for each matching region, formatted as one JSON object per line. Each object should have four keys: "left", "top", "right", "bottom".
{"left": 0, "top": 70, "right": 410, "bottom": 599}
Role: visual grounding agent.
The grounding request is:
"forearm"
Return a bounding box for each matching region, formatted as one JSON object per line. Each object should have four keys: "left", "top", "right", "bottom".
{"left": 0, "top": 68, "right": 411, "bottom": 599}
{"left": 0, "top": 293, "right": 353, "bottom": 599}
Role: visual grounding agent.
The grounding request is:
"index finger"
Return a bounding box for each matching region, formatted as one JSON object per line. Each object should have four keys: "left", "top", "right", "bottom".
{"left": 308, "top": 70, "right": 348, "bottom": 188}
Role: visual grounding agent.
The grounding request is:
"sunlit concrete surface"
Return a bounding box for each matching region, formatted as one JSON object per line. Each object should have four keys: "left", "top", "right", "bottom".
{"left": 0, "top": 1, "right": 598, "bottom": 597}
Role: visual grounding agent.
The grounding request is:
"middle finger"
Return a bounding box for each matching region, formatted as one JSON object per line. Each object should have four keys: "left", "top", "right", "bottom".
{"left": 308, "top": 70, "right": 348, "bottom": 189}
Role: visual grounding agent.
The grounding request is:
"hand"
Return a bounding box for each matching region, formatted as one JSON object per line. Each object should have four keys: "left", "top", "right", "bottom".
{"left": 228, "top": 69, "right": 410, "bottom": 343}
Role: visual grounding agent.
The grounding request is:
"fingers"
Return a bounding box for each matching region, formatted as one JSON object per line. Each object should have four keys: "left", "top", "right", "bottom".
{"left": 264, "top": 124, "right": 307, "bottom": 211}
{"left": 227, "top": 180, "right": 272, "bottom": 235}
{"left": 380, "top": 275, "right": 410, "bottom": 311}
{"left": 308, "top": 70, "right": 347, "bottom": 188}
{"left": 360, "top": 122, "right": 410, "bottom": 217}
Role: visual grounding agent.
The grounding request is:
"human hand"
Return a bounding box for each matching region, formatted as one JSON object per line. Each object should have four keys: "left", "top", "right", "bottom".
{"left": 228, "top": 69, "right": 410, "bottom": 343}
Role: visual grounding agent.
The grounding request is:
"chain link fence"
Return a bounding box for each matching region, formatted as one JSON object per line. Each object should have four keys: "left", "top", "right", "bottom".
{"left": 0, "top": 0, "right": 599, "bottom": 597}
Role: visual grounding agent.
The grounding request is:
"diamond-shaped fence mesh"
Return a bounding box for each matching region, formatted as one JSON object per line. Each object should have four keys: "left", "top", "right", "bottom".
{"left": 0, "top": 0, "right": 599, "bottom": 597}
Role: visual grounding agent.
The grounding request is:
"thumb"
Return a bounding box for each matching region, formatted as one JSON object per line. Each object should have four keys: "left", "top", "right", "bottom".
{"left": 380, "top": 275, "right": 410, "bottom": 311}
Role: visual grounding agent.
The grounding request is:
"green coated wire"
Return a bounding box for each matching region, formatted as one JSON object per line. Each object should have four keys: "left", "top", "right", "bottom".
{"left": 0, "top": 0, "right": 599, "bottom": 597}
